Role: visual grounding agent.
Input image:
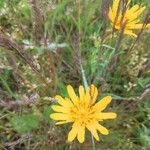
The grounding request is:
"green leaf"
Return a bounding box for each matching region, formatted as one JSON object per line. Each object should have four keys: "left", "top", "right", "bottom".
{"left": 0, "top": 0, "right": 5, "bottom": 8}
{"left": 11, "top": 114, "right": 40, "bottom": 133}
{"left": 137, "top": 77, "right": 150, "bottom": 88}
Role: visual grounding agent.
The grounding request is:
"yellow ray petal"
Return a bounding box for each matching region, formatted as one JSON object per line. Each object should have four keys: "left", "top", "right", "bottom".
{"left": 84, "top": 90, "right": 90, "bottom": 106}
{"left": 65, "top": 97, "right": 75, "bottom": 105}
{"left": 88, "top": 84, "right": 98, "bottom": 104}
{"left": 146, "top": 24, "right": 150, "bottom": 28}
{"left": 112, "top": 0, "right": 120, "bottom": 15}
{"left": 67, "top": 85, "right": 78, "bottom": 104}
{"left": 86, "top": 122, "right": 100, "bottom": 141}
{"left": 135, "top": 6, "right": 145, "bottom": 16}
{"left": 79, "top": 85, "right": 85, "bottom": 101}
{"left": 126, "top": 6, "right": 145, "bottom": 21}
{"left": 127, "top": 5, "right": 139, "bottom": 14}
{"left": 96, "top": 112, "right": 117, "bottom": 120}
{"left": 55, "top": 120, "right": 72, "bottom": 125}
{"left": 124, "top": 30, "right": 137, "bottom": 37}
{"left": 128, "top": 23, "right": 150, "bottom": 29}
{"left": 108, "top": 7, "right": 114, "bottom": 21}
{"left": 77, "top": 125, "right": 85, "bottom": 143}
{"left": 93, "top": 96, "right": 112, "bottom": 111}
{"left": 127, "top": 19, "right": 140, "bottom": 25}
{"left": 55, "top": 95, "right": 73, "bottom": 107}
{"left": 68, "top": 121, "right": 80, "bottom": 142}
{"left": 50, "top": 113, "right": 70, "bottom": 121}
{"left": 51, "top": 105, "right": 70, "bottom": 113}
{"left": 127, "top": 0, "right": 131, "bottom": 6}
{"left": 94, "top": 121, "right": 109, "bottom": 135}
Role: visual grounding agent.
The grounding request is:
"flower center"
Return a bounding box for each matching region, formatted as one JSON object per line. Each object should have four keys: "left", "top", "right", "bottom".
{"left": 70, "top": 104, "right": 94, "bottom": 124}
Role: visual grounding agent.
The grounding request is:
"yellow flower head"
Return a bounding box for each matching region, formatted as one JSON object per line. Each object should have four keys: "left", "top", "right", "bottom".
{"left": 108, "top": 0, "right": 150, "bottom": 37}
{"left": 50, "top": 84, "right": 117, "bottom": 143}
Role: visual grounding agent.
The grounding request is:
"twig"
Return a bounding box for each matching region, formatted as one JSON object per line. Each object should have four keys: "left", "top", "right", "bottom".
{"left": 138, "top": 60, "right": 150, "bottom": 77}
{"left": 0, "top": 34, "right": 39, "bottom": 74}
{"left": 0, "top": 93, "right": 39, "bottom": 109}
{"left": 114, "top": 86, "right": 150, "bottom": 102}
{"left": 0, "top": 33, "right": 51, "bottom": 91}
{"left": 131, "top": 86, "right": 149, "bottom": 102}
{"left": 29, "top": 0, "right": 44, "bottom": 44}
{"left": 4, "top": 134, "right": 32, "bottom": 148}
{"left": 71, "top": 33, "right": 82, "bottom": 76}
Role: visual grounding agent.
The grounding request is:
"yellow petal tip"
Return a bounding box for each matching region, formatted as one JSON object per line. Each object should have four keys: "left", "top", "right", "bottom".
{"left": 55, "top": 95, "right": 60, "bottom": 100}
{"left": 78, "top": 138, "right": 84, "bottom": 143}
{"left": 113, "top": 113, "right": 117, "bottom": 118}
{"left": 67, "top": 85, "right": 72, "bottom": 89}
{"left": 49, "top": 114, "right": 53, "bottom": 119}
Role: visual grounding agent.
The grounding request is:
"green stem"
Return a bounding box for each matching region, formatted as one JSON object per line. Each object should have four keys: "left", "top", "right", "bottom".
{"left": 91, "top": 134, "right": 96, "bottom": 150}
{"left": 80, "top": 64, "right": 88, "bottom": 89}
{"left": 80, "top": 64, "right": 96, "bottom": 150}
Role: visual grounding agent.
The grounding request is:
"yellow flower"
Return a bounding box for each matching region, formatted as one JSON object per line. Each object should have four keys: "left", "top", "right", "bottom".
{"left": 50, "top": 84, "right": 117, "bottom": 143}
{"left": 108, "top": 0, "right": 150, "bottom": 37}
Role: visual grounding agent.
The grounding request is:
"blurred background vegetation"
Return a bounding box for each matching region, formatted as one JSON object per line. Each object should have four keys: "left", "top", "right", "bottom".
{"left": 0, "top": 0, "right": 150, "bottom": 149}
